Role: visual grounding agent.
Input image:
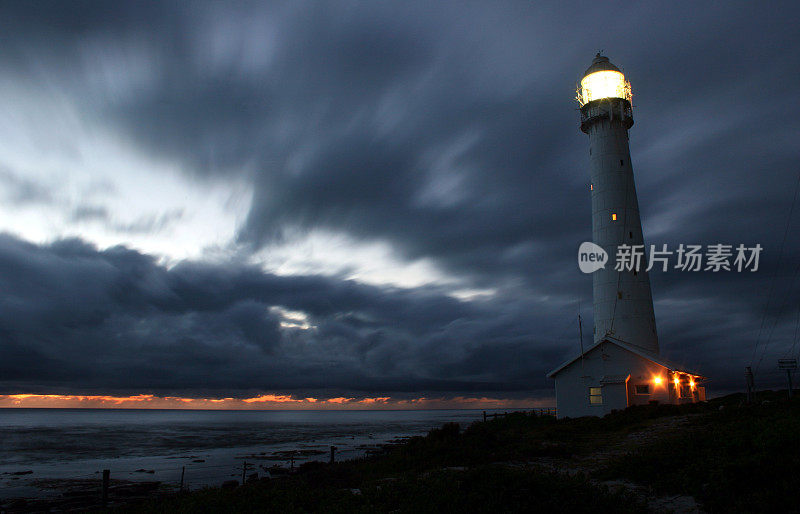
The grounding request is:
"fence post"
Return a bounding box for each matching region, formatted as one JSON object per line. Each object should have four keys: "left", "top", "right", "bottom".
{"left": 101, "top": 469, "right": 110, "bottom": 507}
{"left": 330, "top": 446, "right": 336, "bottom": 464}
{"left": 483, "top": 410, "right": 486, "bottom": 422}
{"left": 241, "top": 461, "right": 247, "bottom": 486}
{"left": 180, "top": 466, "right": 185, "bottom": 493}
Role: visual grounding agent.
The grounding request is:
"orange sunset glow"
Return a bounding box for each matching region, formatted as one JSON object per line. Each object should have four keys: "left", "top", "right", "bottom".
{"left": 0, "top": 394, "right": 549, "bottom": 410}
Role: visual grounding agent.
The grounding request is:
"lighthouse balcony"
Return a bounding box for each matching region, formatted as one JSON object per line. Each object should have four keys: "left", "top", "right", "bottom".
{"left": 579, "top": 99, "right": 633, "bottom": 133}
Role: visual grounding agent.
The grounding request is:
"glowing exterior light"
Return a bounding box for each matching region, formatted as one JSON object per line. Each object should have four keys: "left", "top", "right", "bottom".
{"left": 689, "top": 379, "right": 695, "bottom": 388}
{"left": 653, "top": 376, "right": 663, "bottom": 386}
{"left": 611, "top": 213, "right": 617, "bottom": 221}
{"left": 674, "top": 376, "right": 680, "bottom": 387}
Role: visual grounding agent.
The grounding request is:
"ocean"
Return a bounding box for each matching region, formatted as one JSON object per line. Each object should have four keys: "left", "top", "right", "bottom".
{"left": 0, "top": 408, "right": 495, "bottom": 499}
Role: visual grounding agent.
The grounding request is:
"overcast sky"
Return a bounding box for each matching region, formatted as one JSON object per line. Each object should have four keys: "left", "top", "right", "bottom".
{"left": 0, "top": 1, "right": 798, "bottom": 406}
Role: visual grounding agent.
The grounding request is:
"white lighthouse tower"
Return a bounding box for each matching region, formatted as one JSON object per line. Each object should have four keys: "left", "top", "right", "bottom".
{"left": 579, "top": 53, "right": 659, "bottom": 354}
{"left": 547, "top": 55, "right": 705, "bottom": 418}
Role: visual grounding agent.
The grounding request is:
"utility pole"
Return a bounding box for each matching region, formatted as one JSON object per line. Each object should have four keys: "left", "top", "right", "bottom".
{"left": 778, "top": 359, "right": 797, "bottom": 399}
{"left": 745, "top": 366, "right": 755, "bottom": 403}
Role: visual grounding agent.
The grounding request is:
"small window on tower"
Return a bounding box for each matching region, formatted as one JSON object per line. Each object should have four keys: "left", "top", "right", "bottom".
{"left": 589, "top": 387, "right": 602, "bottom": 405}
{"left": 620, "top": 159, "right": 624, "bottom": 166}
{"left": 611, "top": 213, "right": 617, "bottom": 221}
{"left": 629, "top": 231, "right": 633, "bottom": 238}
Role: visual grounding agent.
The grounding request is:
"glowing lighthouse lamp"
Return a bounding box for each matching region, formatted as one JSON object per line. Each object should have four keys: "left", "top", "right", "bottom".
{"left": 577, "top": 68, "right": 632, "bottom": 106}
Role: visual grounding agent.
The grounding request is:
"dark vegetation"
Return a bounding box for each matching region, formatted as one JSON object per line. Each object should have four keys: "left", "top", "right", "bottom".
{"left": 119, "top": 391, "right": 798, "bottom": 513}
{"left": 598, "top": 391, "right": 800, "bottom": 513}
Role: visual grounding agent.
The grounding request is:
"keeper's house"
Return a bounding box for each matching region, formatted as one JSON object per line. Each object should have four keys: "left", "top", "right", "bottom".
{"left": 547, "top": 336, "right": 705, "bottom": 419}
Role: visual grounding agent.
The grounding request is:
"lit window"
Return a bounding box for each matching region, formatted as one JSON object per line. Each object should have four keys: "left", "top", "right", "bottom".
{"left": 590, "top": 184, "right": 593, "bottom": 191}
{"left": 635, "top": 384, "right": 650, "bottom": 395}
{"left": 611, "top": 213, "right": 617, "bottom": 221}
{"left": 589, "top": 387, "right": 602, "bottom": 405}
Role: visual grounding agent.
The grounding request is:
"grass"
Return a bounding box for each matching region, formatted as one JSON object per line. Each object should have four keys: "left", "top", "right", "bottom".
{"left": 123, "top": 466, "right": 644, "bottom": 513}
{"left": 120, "top": 391, "right": 800, "bottom": 513}
{"left": 596, "top": 392, "right": 800, "bottom": 513}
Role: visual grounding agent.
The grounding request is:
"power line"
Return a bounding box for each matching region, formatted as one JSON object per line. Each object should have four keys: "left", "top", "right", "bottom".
{"left": 751, "top": 169, "right": 800, "bottom": 375}
{"left": 788, "top": 306, "right": 800, "bottom": 359}
{"left": 755, "top": 255, "right": 800, "bottom": 373}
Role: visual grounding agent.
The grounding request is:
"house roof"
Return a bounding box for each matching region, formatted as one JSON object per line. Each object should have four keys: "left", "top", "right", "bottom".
{"left": 546, "top": 336, "right": 705, "bottom": 379}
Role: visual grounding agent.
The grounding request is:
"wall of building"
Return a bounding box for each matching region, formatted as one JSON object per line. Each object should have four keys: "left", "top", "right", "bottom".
{"left": 553, "top": 341, "right": 672, "bottom": 418}
{"left": 587, "top": 113, "right": 659, "bottom": 354}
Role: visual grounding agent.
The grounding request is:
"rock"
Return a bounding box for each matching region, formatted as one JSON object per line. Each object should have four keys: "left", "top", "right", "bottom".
{"left": 268, "top": 466, "right": 290, "bottom": 476}
{"left": 221, "top": 480, "right": 239, "bottom": 489}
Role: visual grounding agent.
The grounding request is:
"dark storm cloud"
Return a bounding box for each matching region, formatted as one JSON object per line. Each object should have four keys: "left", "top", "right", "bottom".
{"left": 0, "top": 233, "right": 569, "bottom": 397}
{"left": 0, "top": 1, "right": 799, "bottom": 396}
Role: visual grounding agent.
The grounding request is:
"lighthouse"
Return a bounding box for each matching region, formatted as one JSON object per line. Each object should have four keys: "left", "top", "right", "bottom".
{"left": 578, "top": 53, "right": 659, "bottom": 354}
{"left": 547, "top": 55, "right": 705, "bottom": 418}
